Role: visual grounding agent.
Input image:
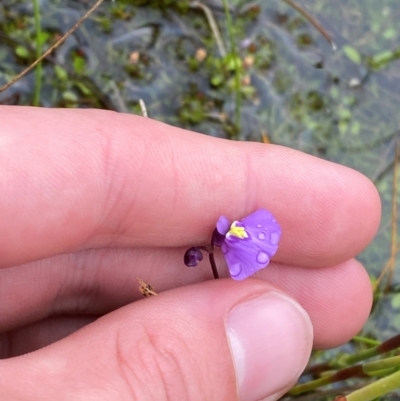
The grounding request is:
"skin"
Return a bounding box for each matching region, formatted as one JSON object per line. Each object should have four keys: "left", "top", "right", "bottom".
{"left": 0, "top": 106, "right": 381, "bottom": 400}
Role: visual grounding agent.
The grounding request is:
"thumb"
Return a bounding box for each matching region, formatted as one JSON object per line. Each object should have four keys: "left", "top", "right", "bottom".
{"left": 0, "top": 279, "right": 313, "bottom": 401}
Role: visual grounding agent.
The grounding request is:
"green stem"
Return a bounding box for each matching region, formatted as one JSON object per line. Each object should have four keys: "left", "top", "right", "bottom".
{"left": 290, "top": 356, "right": 400, "bottom": 396}
{"left": 341, "top": 332, "right": 400, "bottom": 367}
{"left": 289, "top": 365, "right": 366, "bottom": 395}
{"left": 221, "top": 0, "right": 241, "bottom": 135}
{"left": 352, "top": 336, "right": 381, "bottom": 347}
{"left": 363, "top": 355, "right": 400, "bottom": 374}
{"left": 308, "top": 333, "right": 400, "bottom": 375}
{"left": 289, "top": 376, "right": 333, "bottom": 395}
{"left": 336, "top": 347, "right": 381, "bottom": 367}
{"left": 33, "top": 0, "right": 42, "bottom": 106}
{"left": 345, "top": 369, "right": 400, "bottom": 401}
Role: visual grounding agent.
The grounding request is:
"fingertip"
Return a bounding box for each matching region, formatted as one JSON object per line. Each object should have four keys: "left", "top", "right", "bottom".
{"left": 251, "top": 144, "right": 382, "bottom": 267}
{"left": 312, "top": 259, "right": 373, "bottom": 349}
{"left": 262, "top": 259, "right": 373, "bottom": 349}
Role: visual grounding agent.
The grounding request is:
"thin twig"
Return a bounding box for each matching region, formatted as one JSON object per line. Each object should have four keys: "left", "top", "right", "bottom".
{"left": 261, "top": 130, "right": 270, "bottom": 144}
{"left": 0, "top": 0, "right": 105, "bottom": 93}
{"left": 139, "top": 98, "right": 148, "bottom": 118}
{"left": 375, "top": 234, "right": 400, "bottom": 291}
{"left": 189, "top": 1, "right": 227, "bottom": 57}
{"left": 282, "top": 0, "right": 336, "bottom": 50}
{"left": 386, "top": 140, "right": 399, "bottom": 291}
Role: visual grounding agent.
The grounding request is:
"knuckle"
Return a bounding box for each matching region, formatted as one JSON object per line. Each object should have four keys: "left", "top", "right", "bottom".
{"left": 115, "top": 325, "right": 202, "bottom": 401}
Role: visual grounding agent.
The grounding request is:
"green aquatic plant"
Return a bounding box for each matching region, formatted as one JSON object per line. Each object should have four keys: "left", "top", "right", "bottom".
{"left": 33, "top": 0, "right": 42, "bottom": 106}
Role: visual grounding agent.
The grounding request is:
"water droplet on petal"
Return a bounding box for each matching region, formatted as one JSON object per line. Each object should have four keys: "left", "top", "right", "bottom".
{"left": 230, "top": 263, "right": 241, "bottom": 276}
{"left": 258, "top": 232, "right": 266, "bottom": 240}
{"left": 257, "top": 224, "right": 262, "bottom": 228}
{"left": 257, "top": 252, "right": 269, "bottom": 264}
{"left": 270, "top": 232, "right": 280, "bottom": 245}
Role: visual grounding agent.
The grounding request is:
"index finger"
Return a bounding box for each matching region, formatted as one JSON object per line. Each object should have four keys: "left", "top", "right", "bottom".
{"left": 0, "top": 106, "right": 380, "bottom": 268}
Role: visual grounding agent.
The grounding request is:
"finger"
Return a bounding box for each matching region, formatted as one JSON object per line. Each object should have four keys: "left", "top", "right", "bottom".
{"left": 0, "top": 280, "right": 313, "bottom": 401}
{"left": 0, "top": 106, "right": 380, "bottom": 268}
{"left": 0, "top": 316, "right": 96, "bottom": 358}
{"left": 0, "top": 249, "right": 370, "bottom": 348}
{"left": 261, "top": 259, "right": 372, "bottom": 349}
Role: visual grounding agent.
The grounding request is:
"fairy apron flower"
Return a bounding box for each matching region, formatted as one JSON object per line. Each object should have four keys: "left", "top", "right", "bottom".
{"left": 184, "top": 209, "right": 281, "bottom": 280}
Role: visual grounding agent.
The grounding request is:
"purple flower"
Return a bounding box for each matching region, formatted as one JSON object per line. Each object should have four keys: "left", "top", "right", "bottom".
{"left": 240, "top": 38, "right": 252, "bottom": 49}
{"left": 214, "top": 209, "right": 281, "bottom": 280}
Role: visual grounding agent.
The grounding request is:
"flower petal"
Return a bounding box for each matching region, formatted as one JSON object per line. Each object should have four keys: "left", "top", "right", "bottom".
{"left": 213, "top": 215, "right": 231, "bottom": 247}
{"left": 216, "top": 216, "right": 231, "bottom": 235}
{"left": 222, "top": 209, "right": 281, "bottom": 280}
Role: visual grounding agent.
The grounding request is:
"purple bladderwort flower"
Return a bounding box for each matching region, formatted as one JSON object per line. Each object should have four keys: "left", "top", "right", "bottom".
{"left": 214, "top": 209, "right": 281, "bottom": 280}
{"left": 240, "top": 38, "right": 252, "bottom": 49}
{"left": 184, "top": 209, "right": 281, "bottom": 280}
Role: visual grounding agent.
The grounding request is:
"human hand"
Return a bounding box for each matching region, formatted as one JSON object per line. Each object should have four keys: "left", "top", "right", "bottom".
{"left": 0, "top": 106, "right": 380, "bottom": 401}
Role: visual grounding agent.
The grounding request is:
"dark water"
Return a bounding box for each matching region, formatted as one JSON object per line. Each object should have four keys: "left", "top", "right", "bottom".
{"left": 1, "top": 0, "right": 400, "bottom": 367}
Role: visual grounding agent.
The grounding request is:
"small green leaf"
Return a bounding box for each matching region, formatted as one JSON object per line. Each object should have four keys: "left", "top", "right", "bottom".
{"left": 350, "top": 120, "right": 361, "bottom": 135}
{"left": 211, "top": 74, "right": 224, "bottom": 87}
{"left": 391, "top": 294, "right": 400, "bottom": 309}
{"left": 54, "top": 65, "right": 68, "bottom": 81}
{"left": 338, "top": 119, "right": 348, "bottom": 135}
{"left": 74, "top": 81, "right": 92, "bottom": 96}
{"left": 224, "top": 54, "right": 242, "bottom": 71}
{"left": 383, "top": 28, "right": 397, "bottom": 40}
{"left": 338, "top": 108, "right": 352, "bottom": 120}
{"left": 37, "top": 31, "right": 50, "bottom": 46}
{"left": 343, "top": 45, "right": 362, "bottom": 64}
{"left": 369, "top": 50, "right": 397, "bottom": 68}
{"left": 240, "top": 85, "right": 255, "bottom": 97}
{"left": 73, "top": 56, "right": 86, "bottom": 74}
{"left": 62, "top": 90, "right": 78, "bottom": 102}
{"left": 15, "top": 45, "right": 30, "bottom": 59}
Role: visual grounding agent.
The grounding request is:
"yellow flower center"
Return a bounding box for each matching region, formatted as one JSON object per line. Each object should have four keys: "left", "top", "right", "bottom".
{"left": 227, "top": 222, "right": 248, "bottom": 239}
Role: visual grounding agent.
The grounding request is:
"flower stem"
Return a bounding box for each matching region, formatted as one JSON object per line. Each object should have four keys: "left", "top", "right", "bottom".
{"left": 199, "top": 245, "right": 220, "bottom": 279}
{"left": 209, "top": 251, "right": 219, "bottom": 279}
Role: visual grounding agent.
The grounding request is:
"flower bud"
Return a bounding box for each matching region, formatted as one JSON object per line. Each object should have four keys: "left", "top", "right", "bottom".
{"left": 184, "top": 247, "right": 204, "bottom": 267}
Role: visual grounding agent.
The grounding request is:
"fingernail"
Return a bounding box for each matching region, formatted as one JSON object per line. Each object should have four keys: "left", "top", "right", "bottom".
{"left": 225, "top": 292, "right": 313, "bottom": 401}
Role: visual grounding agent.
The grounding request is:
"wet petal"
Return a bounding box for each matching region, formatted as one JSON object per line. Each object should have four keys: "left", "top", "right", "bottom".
{"left": 222, "top": 209, "right": 281, "bottom": 280}
{"left": 216, "top": 216, "right": 230, "bottom": 235}
{"left": 213, "top": 215, "right": 231, "bottom": 247}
